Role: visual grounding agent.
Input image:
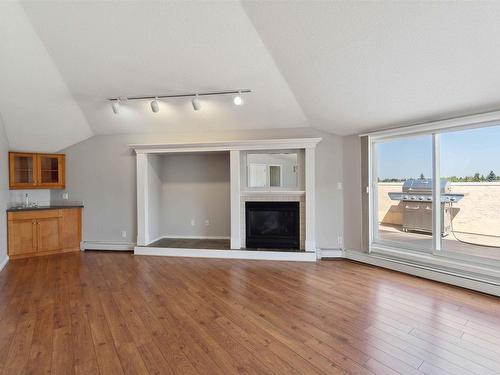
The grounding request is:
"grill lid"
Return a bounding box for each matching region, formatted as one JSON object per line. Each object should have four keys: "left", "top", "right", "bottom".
{"left": 402, "top": 178, "right": 450, "bottom": 194}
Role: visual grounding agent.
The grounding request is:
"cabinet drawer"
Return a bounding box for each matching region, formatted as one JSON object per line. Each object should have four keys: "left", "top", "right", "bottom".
{"left": 8, "top": 209, "right": 62, "bottom": 221}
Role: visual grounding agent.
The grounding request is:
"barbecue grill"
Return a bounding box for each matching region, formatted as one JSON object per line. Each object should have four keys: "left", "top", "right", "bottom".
{"left": 388, "top": 178, "right": 464, "bottom": 235}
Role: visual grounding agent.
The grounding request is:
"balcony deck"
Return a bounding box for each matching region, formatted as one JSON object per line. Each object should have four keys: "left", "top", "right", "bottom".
{"left": 378, "top": 224, "right": 500, "bottom": 261}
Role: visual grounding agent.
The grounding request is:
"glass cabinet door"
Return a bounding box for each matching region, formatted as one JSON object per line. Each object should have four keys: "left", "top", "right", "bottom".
{"left": 37, "top": 154, "right": 64, "bottom": 188}
{"left": 9, "top": 153, "right": 36, "bottom": 188}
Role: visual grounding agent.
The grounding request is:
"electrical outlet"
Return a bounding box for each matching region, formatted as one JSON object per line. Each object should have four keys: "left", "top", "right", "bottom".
{"left": 205, "top": 219, "right": 210, "bottom": 226}
{"left": 338, "top": 236, "right": 343, "bottom": 248}
{"left": 121, "top": 230, "right": 127, "bottom": 238}
{"left": 337, "top": 182, "right": 343, "bottom": 190}
{"left": 62, "top": 192, "right": 69, "bottom": 200}
{"left": 190, "top": 219, "right": 196, "bottom": 226}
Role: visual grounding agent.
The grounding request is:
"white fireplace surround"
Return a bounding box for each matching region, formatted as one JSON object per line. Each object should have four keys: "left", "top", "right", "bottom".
{"left": 130, "top": 138, "right": 321, "bottom": 261}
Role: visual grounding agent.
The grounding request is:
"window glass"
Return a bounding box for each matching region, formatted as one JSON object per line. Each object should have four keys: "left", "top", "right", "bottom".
{"left": 373, "top": 135, "right": 433, "bottom": 252}
{"left": 440, "top": 125, "right": 500, "bottom": 260}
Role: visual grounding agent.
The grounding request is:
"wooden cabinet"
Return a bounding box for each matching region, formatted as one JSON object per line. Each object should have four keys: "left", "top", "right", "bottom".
{"left": 9, "top": 152, "right": 65, "bottom": 189}
{"left": 37, "top": 217, "right": 61, "bottom": 253}
{"left": 7, "top": 219, "right": 37, "bottom": 256}
{"left": 7, "top": 208, "right": 82, "bottom": 259}
{"left": 60, "top": 208, "right": 82, "bottom": 250}
{"left": 8, "top": 153, "right": 36, "bottom": 189}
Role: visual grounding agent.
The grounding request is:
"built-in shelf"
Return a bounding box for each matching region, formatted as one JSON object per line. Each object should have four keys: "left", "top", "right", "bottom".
{"left": 240, "top": 190, "right": 305, "bottom": 196}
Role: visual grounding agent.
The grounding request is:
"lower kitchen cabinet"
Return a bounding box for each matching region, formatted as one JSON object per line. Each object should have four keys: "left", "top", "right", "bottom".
{"left": 7, "top": 207, "right": 82, "bottom": 259}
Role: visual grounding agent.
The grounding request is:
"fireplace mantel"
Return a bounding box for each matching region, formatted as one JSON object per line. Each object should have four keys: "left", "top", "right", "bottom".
{"left": 129, "top": 138, "right": 321, "bottom": 153}
{"left": 131, "top": 137, "right": 321, "bottom": 260}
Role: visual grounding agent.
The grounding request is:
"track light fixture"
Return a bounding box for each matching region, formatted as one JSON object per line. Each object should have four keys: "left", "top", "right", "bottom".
{"left": 191, "top": 94, "right": 201, "bottom": 111}
{"left": 111, "top": 99, "right": 120, "bottom": 114}
{"left": 150, "top": 97, "right": 159, "bottom": 113}
{"left": 233, "top": 91, "right": 243, "bottom": 106}
{"left": 108, "top": 89, "right": 250, "bottom": 115}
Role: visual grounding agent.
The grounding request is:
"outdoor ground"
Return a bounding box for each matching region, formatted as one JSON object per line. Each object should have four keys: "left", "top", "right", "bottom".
{"left": 379, "top": 224, "right": 500, "bottom": 261}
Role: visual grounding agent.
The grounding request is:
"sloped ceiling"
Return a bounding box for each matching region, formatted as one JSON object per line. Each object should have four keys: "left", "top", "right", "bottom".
{"left": 242, "top": 1, "right": 500, "bottom": 134}
{"left": 0, "top": 2, "right": 93, "bottom": 152}
{"left": 19, "top": 1, "right": 307, "bottom": 139}
{"left": 2, "top": 1, "right": 500, "bottom": 151}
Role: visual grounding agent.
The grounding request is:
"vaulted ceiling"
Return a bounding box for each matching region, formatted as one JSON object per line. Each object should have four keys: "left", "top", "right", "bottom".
{"left": 2, "top": 1, "right": 500, "bottom": 152}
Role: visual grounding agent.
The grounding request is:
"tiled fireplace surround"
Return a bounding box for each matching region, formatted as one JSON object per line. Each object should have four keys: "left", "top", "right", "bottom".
{"left": 240, "top": 194, "right": 306, "bottom": 250}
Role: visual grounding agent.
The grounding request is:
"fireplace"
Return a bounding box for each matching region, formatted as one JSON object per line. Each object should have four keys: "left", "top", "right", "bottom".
{"left": 245, "top": 201, "right": 300, "bottom": 250}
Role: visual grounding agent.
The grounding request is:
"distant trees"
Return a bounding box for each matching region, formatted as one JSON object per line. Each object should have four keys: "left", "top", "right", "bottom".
{"left": 487, "top": 170, "right": 497, "bottom": 182}
{"left": 378, "top": 170, "right": 500, "bottom": 183}
{"left": 446, "top": 171, "right": 500, "bottom": 182}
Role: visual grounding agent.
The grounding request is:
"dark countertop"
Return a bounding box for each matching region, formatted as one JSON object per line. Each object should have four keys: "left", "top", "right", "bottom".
{"left": 7, "top": 202, "right": 84, "bottom": 212}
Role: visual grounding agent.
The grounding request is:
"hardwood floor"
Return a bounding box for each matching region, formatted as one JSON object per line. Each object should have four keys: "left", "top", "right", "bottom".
{"left": 0, "top": 252, "right": 499, "bottom": 375}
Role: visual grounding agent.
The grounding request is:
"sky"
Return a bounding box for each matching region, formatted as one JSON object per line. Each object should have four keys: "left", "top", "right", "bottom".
{"left": 376, "top": 124, "right": 500, "bottom": 180}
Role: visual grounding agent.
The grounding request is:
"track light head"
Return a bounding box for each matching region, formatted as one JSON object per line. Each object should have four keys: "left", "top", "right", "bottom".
{"left": 233, "top": 92, "right": 243, "bottom": 106}
{"left": 192, "top": 94, "right": 201, "bottom": 111}
{"left": 111, "top": 99, "right": 119, "bottom": 114}
{"left": 151, "top": 97, "right": 159, "bottom": 113}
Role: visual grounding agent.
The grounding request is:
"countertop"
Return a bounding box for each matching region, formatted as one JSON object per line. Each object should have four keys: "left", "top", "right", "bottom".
{"left": 6, "top": 202, "right": 84, "bottom": 212}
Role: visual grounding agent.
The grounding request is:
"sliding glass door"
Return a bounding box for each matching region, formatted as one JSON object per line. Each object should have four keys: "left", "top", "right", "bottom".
{"left": 439, "top": 125, "right": 500, "bottom": 262}
{"left": 370, "top": 122, "right": 500, "bottom": 268}
{"left": 372, "top": 134, "right": 434, "bottom": 253}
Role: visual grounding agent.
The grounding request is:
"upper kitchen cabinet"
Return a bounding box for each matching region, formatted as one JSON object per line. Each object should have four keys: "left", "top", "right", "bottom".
{"left": 9, "top": 152, "right": 36, "bottom": 189}
{"left": 37, "top": 154, "right": 65, "bottom": 188}
{"left": 9, "top": 152, "right": 65, "bottom": 189}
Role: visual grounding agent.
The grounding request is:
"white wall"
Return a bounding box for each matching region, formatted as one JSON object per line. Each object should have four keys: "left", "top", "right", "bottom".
{"left": 159, "top": 152, "right": 230, "bottom": 238}
{"left": 10, "top": 190, "right": 51, "bottom": 206}
{"left": 52, "top": 127, "right": 343, "bottom": 249}
{"left": 342, "top": 135, "right": 363, "bottom": 251}
{"left": 342, "top": 135, "right": 370, "bottom": 253}
{"left": 0, "top": 117, "right": 10, "bottom": 267}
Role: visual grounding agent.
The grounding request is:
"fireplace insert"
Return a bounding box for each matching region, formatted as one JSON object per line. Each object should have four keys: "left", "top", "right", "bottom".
{"left": 245, "top": 201, "right": 300, "bottom": 250}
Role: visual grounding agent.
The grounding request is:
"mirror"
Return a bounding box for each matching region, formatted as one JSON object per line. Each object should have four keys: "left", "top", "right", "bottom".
{"left": 247, "top": 153, "right": 298, "bottom": 188}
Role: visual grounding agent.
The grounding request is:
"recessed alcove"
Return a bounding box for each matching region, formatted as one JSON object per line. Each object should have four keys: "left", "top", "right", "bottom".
{"left": 143, "top": 151, "right": 230, "bottom": 245}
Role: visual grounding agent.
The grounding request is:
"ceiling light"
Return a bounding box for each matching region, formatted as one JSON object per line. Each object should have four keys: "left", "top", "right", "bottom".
{"left": 111, "top": 99, "right": 119, "bottom": 114}
{"left": 150, "top": 97, "right": 159, "bottom": 113}
{"left": 192, "top": 94, "right": 201, "bottom": 111}
{"left": 233, "top": 92, "right": 244, "bottom": 106}
{"left": 107, "top": 90, "right": 251, "bottom": 113}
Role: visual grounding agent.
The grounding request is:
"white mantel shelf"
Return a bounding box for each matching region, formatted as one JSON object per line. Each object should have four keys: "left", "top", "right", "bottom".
{"left": 241, "top": 190, "right": 306, "bottom": 196}
{"left": 129, "top": 138, "right": 322, "bottom": 153}
{"left": 133, "top": 137, "right": 321, "bottom": 260}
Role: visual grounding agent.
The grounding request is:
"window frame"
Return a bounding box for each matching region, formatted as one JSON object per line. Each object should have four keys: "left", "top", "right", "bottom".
{"left": 367, "top": 112, "right": 500, "bottom": 272}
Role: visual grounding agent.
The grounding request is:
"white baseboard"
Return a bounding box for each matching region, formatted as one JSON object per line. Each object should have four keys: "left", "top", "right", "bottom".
{"left": 154, "top": 235, "right": 231, "bottom": 240}
{"left": 82, "top": 241, "right": 136, "bottom": 251}
{"left": 0, "top": 256, "right": 9, "bottom": 272}
{"left": 317, "top": 249, "right": 344, "bottom": 259}
{"left": 135, "top": 247, "right": 317, "bottom": 262}
{"left": 344, "top": 250, "right": 500, "bottom": 297}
